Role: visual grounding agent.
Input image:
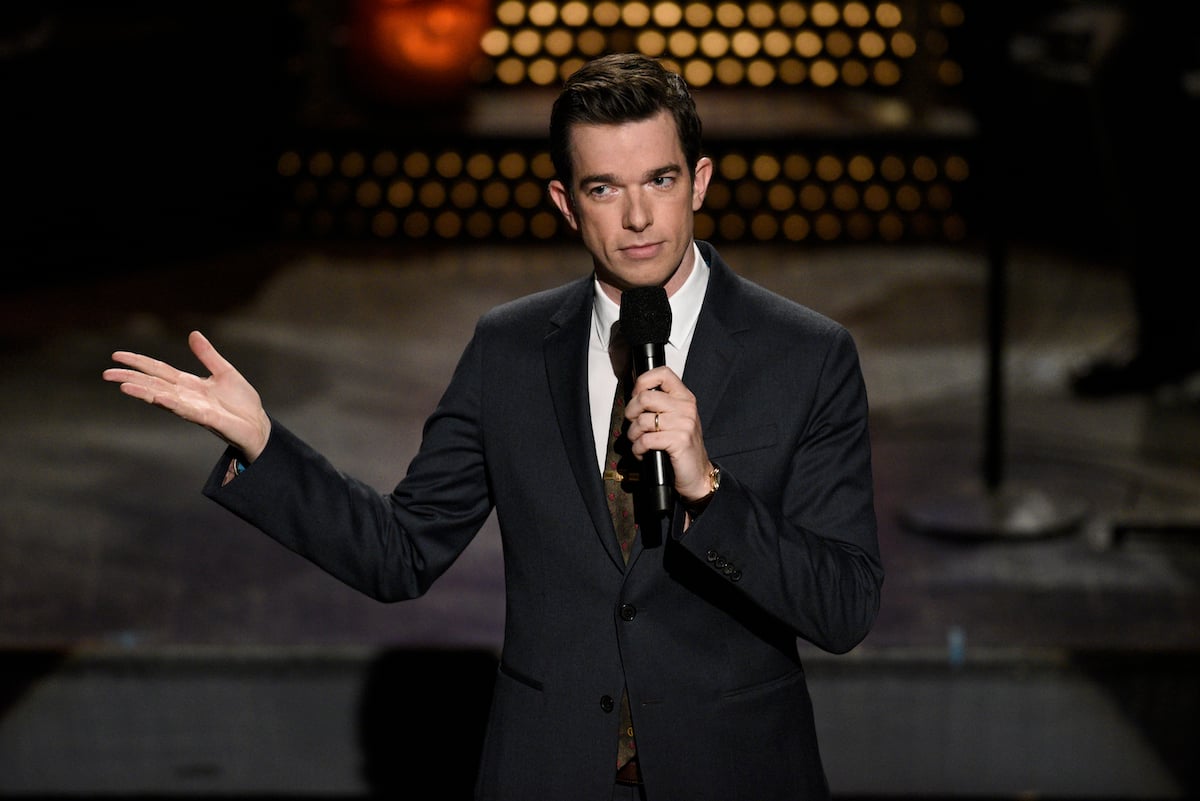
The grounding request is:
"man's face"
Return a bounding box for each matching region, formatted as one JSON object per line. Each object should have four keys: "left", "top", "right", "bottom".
{"left": 549, "top": 110, "right": 712, "bottom": 301}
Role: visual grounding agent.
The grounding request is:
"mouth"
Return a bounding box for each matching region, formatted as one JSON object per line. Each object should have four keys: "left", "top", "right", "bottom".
{"left": 620, "top": 241, "right": 664, "bottom": 259}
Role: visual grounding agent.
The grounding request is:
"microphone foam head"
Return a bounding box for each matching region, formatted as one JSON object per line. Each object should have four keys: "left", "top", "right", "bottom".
{"left": 619, "top": 286, "right": 672, "bottom": 345}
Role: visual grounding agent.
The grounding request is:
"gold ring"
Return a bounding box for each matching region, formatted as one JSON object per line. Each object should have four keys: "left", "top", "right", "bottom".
{"left": 654, "top": 413, "right": 660, "bottom": 432}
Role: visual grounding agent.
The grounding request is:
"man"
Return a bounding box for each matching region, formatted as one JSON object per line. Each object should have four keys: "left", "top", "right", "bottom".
{"left": 104, "top": 53, "right": 883, "bottom": 800}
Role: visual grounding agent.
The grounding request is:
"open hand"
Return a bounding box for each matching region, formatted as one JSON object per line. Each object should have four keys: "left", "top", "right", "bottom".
{"left": 103, "top": 330, "right": 271, "bottom": 461}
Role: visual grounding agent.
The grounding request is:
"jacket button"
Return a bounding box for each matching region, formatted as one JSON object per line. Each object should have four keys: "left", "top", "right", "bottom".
{"left": 619, "top": 603, "right": 636, "bottom": 621}
{"left": 601, "top": 695, "right": 615, "bottom": 713}
{"left": 706, "top": 549, "right": 719, "bottom": 563}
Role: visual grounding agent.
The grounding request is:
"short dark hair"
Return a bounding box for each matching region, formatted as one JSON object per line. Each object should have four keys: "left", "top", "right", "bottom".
{"left": 549, "top": 53, "right": 703, "bottom": 190}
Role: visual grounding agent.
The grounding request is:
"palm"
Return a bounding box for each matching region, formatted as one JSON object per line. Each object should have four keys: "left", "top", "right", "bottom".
{"left": 103, "top": 330, "right": 271, "bottom": 459}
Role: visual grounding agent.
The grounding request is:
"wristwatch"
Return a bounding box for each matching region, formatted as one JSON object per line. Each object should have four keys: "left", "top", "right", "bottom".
{"left": 686, "top": 464, "right": 720, "bottom": 517}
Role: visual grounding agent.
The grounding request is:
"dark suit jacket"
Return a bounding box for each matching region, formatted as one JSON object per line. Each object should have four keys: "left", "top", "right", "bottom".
{"left": 205, "top": 240, "right": 883, "bottom": 801}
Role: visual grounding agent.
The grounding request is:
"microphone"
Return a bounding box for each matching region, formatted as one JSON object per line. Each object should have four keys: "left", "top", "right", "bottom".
{"left": 619, "top": 286, "right": 674, "bottom": 514}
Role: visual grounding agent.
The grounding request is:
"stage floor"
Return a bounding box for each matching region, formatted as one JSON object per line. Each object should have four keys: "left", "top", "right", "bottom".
{"left": 3, "top": 238, "right": 1198, "bottom": 655}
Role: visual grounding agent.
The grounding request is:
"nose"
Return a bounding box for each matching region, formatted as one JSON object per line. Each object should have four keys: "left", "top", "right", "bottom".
{"left": 623, "top": 190, "right": 651, "bottom": 232}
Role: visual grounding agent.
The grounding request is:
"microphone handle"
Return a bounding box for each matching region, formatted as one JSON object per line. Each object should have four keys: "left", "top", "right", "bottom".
{"left": 632, "top": 342, "right": 674, "bottom": 513}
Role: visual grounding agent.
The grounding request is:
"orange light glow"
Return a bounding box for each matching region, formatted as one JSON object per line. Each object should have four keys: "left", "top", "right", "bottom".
{"left": 347, "top": 0, "right": 494, "bottom": 104}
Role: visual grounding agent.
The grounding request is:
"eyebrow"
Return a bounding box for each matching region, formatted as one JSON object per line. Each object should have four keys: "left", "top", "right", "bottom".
{"left": 577, "top": 163, "right": 683, "bottom": 189}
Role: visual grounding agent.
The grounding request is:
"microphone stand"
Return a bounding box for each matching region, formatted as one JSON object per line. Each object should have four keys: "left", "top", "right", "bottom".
{"left": 899, "top": 9, "right": 1087, "bottom": 540}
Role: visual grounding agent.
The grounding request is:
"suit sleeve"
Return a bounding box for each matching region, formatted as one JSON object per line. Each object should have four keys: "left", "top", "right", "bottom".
{"left": 201, "top": 329, "right": 494, "bottom": 602}
{"left": 677, "top": 325, "right": 883, "bottom": 654}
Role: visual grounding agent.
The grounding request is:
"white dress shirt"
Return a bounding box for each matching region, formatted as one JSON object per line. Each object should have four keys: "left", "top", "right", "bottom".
{"left": 588, "top": 242, "right": 710, "bottom": 474}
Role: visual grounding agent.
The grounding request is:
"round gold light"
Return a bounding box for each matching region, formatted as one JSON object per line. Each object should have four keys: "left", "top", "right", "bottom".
{"left": 782, "top": 213, "right": 810, "bottom": 240}
{"left": 799, "top": 184, "right": 826, "bottom": 211}
{"left": 528, "top": 57, "right": 559, "bottom": 85}
{"left": 735, "top": 181, "right": 763, "bottom": 209}
{"left": 719, "top": 153, "right": 749, "bottom": 180}
{"left": 435, "top": 151, "right": 463, "bottom": 178}
{"left": 403, "top": 211, "right": 431, "bottom": 238}
{"left": 653, "top": 2, "right": 684, "bottom": 27}
{"left": 715, "top": 2, "right": 744, "bottom": 27}
{"left": 750, "top": 213, "right": 779, "bottom": 240}
{"left": 767, "top": 184, "right": 796, "bottom": 210}
{"left": 480, "top": 28, "right": 508, "bottom": 56}
{"left": 434, "top": 211, "right": 463, "bottom": 238}
{"left": 912, "top": 155, "right": 938, "bottom": 181}
{"left": 498, "top": 152, "right": 527, "bottom": 179}
{"left": 482, "top": 181, "right": 511, "bottom": 208}
{"left": 622, "top": 1, "right": 652, "bottom": 26}
{"left": 638, "top": 30, "right": 668, "bottom": 56}
{"left": 832, "top": 183, "right": 859, "bottom": 211}
{"left": 528, "top": 0, "right": 558, "bottom": 26}
{"left": 825, "top": 30, "right": 853, "bottom": 57}
{"left": 418, "top": 181, "right": 447, "bottom": 208}
{"left": 875, "top": 2, "right": 902, "bottom": 27}
{"left": 783, "top": 154, "right": 811, "bottom": 180}
{"left": 841, "top": 60, "right": 869, "bottom": 86}
{"left": 815, "top": 154, "right": 844, "bottom": 182}
{"left": 530, "top": 210, "right": 559, "bottom": 239}
{"left": 544, "top": 28, "right": 574, "bottom": 56}
{"left": 857, "top": 30, "right": 886, "bottom": 58}
{"left": 466, "top": 153, "right": 494, "bottom": 180}
{"left": 880, "top": 155, "right": 905, "bottom": 181}
{"left": 810, "top": 1, "right": 839, "bottom": 26}
{"left": 594, "top": 1, "right": 621, "bottom": 26}
{"left": 731, "top": 30, "right": 761, "bottom": 57}
{"left": 683, "top": 59, "right": 714, "bottom": 86}
{"left": 669, "top": 30, "right": 699, "bottom": 57}
{"left": 278, "top": 151, "right": 301, "bottom": 177}
{"left": 498, "top": 210, "right": 526, "bottom": 238}
{"left": 560, "top": 1, "right": 590, "bottom": 26}
{"left": 863, "top": 184, "right": 889, "bottom": 211}
{"left": 356, "top": 180, "right": 383, "bottom": 207}
{"left": 577, "top": 29, "right": 607, "bottom": 55}
{"left": 719, "top": 213, "right": 746, "bottom": 240}
{"left": 814, "top": 212, "right": 841, "bottom": 241}
{"left": 715, "top": 57, "right": 745, "bottom": 85}
{"left": 388, "top": 180, "right": 415, "bottom": 207}
{"left": 403, "top": 151, "right": 431, "bottom": 178}
{"left": 531, "top": 152, "right": 556, "bottom": 179}
{"left": 450, "top": 181, "right": 479, "bottom": 208}
{"left": 778, "top": 58, "right": 806, "bottom": 84}
{"left": 746, "top": 2, "right": 775, "bottom": 27}
{"left": 700, "top": 30, "right": 730, "bottom": 57}
{"left": 794, "top": 30, "right": 822, "bottom": 57}
{"left": 879, "top": 212, "right": 903, "bottom": 241}
{"left": 684, "top": 2, "right": 713, "bottom": 27}
{"left": 494, "top": 57, "right": 526, "bottom": 84}
{"left": 466, "top": 210, "right": 493, "bottom": 238}
{"left": 496, "top": 0, "right": 526, "bottom": 27}
{"left": 372, "top": 151, "right": 399, "bottom": 176}
{"left": 512, "top": 28, "right": 542, "bottom": 56}
{"left": 371, "top": 210, "right": 398, "bottom": 238}
{"left": 309, "top": 151, "right": 334, "bottom": 177}
{"left": 778, "top": 1, "right": 806, "bottom": 27}
{"left": 895, "top": 184, "right": 921, "bottom": 211}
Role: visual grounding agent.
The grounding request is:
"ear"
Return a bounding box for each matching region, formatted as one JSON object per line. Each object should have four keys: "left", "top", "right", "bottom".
{"left": 548, "top": 179, "right": 578, "bottom": 231}
{"left": 691, "top": 156, "right": 713, "bottom": 211}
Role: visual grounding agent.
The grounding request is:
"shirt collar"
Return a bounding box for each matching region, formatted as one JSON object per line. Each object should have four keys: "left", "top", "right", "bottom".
{"left": 592, "top": 241, "right": 709, "bottom": 350}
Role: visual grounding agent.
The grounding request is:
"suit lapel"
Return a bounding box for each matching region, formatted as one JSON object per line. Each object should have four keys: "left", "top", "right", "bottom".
{"left": 683, "top": 244, "right": 747, "bottom": 432}
{"left": 544, "top": 279, "right": 630, "bottom": 569}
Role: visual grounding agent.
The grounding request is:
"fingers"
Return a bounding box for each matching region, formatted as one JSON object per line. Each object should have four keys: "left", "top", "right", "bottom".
{"left": 188, "top": 330, "right": 236, "bottom": 378}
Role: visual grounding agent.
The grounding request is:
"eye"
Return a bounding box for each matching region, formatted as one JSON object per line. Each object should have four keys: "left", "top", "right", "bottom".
{"left": 588, "top": 184, "right": 615, "bottom": 198}
{"left": 651, "top": 175, "right": 676, "bottom": 189}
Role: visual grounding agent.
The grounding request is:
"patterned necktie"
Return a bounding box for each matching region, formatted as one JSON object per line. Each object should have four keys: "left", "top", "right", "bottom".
{"left": 602, "top": 344, "right": 639, "bottom": 771}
